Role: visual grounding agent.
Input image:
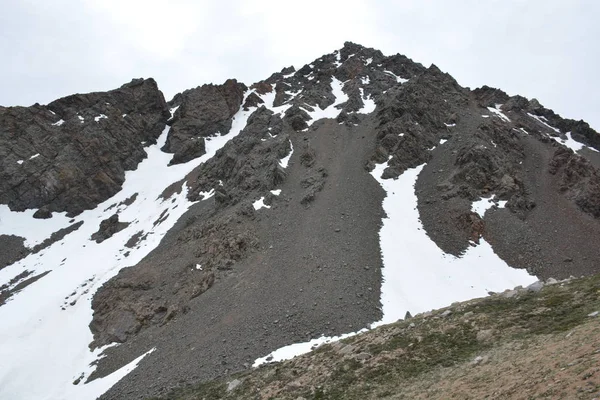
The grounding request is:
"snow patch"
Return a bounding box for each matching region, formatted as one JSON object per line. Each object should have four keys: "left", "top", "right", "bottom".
{"left": 16, "top": 160, "right": 24, "bottom": 165}
{"left": 527, "top": 113, "right": 560, "bottom": 133}
{"left": 94, "top": 114, "right": 107, "bottom": 122}
{"left": 487, "top": 104, "right": 510, "bottom": 122}
{"left": 29, "top": 153, "right": 39, "bottom": 160}
{"left": 279, "top": 140, "right": 293, "bottom": 168}
{"left": 383, "top": 70, "right": 408, "bottom": 84}
{"left": 357, "top": 88, "right": 376, "bottom": 114}
{"left": 52, "top": 119, "right": 65, "bottom": 126}
{"left": 303, "top": 77, "right": 348, "bottom": 124}
{"left": 252, "top": 197, "right": 270, "bottom": 210}
{"left": 270, "top": 189, "right": 282, "bottom": 196}
{"left": 471, "top": 196, "right": 507, "bottom": 218}
{"left": 439, "top": 139, "right": 447, "bottom": 145}
{"left": 167, "top": 105, "right": 180, "bottom": 122}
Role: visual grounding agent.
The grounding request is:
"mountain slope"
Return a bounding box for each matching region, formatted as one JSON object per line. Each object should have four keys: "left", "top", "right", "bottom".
{"left": 154, "top": 274, "right": 600, "bottom": 400}
{"left": 0, "top": 42, "right": 599, "bottom": 400}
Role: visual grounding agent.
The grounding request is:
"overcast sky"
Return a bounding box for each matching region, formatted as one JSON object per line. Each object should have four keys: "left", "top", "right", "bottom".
{"left": 2, "top": 0, "right": 599, "bottom": 129}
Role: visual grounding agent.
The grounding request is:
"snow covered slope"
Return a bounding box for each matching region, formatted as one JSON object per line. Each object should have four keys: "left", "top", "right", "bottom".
{"left": 0, "top": 95, "right": 258, "bottom": 400}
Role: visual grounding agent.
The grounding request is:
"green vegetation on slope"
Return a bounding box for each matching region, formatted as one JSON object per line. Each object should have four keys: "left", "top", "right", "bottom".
{"left": 152, "top": 274, "right": 600, "bottom": 400}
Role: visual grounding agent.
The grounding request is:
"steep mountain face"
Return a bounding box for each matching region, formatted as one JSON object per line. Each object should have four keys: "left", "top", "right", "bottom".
{"left": 0, "top": 42, "right": 599, "bottom": 400}
{"left": 0, "top": 78, "right": 170, "bottom": 216}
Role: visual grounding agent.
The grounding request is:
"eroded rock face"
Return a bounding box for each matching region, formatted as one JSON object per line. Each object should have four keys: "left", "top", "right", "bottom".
{"left": 164, "top": 79, "right": 247, "bottom": 164}
{"left": 0, "top": 78, "right": 170, "bottom": 216}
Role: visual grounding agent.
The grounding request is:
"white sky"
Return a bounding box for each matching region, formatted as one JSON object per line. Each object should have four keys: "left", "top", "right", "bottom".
{"left": 1, "top": 0, "right": 599, "bottom": 130}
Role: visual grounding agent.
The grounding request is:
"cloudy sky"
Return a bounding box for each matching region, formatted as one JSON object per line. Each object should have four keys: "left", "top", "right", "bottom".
{"left": 2, "top": 0, "right": 599, "bottom": 129}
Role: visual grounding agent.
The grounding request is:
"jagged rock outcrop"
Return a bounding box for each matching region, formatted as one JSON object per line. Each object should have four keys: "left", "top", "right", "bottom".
{"left": 0, "top": 78, "right": 170, "bottom": 216}
{"left": 164, "top": 79, "right": 247, "bottom": 164}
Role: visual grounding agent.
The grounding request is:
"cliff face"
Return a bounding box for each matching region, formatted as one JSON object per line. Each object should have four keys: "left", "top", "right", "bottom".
{"left": 1, "top": 42, "right": 600, "bottom": 400}
{"left": 0, "top": 78, "right": 170, "bottom": 216}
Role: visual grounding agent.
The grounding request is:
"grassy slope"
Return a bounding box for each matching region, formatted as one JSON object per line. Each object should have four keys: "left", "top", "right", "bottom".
{"left": 152, "top": 274, "right": 600, "bottom": 400}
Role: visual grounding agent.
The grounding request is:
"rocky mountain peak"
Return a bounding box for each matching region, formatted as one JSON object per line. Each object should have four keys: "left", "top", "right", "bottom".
{"left": 1, "top": 43, "right": 600, "bottom": 400}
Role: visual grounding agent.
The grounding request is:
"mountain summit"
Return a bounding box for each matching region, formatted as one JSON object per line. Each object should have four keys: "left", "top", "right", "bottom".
{"left": 1, "top": 42, "right": 599, "bottom": 400}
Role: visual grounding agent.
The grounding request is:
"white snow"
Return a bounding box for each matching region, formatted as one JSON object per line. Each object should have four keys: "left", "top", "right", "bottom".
{"left": 0, "top": 91, "right": 260, "bottom": 400}
{"left": 303, "top": 77, "right": 348, "bottom": 124}
{"left": 519, "top": 128, "right": 529, "bottom": 135}
{"left": 252, "top": 197, "right": 270, "bottom": 210}
{"left": 195, "top": 264, "right": 202, "bottom": 271}
{"left": 361, "top": 76, "right": 370, "bottom": 85}
{"left": 365, "top": 57, "right": 373, "bottom": 65}
{"left": 198, "top": 188, "right": 215, "bottom": 200}
{"left": 94, "top": 114, "right": 107, "bottom": 122}
{"left": 383, "top": 70, "right": 408, "bottom": 84}
{"left": 78, "top": 115, "right": 84, "bottom": 123}
{"left": 527, "top": 113, "right": 560, "bottom": 133}
{"left": 472, "top": 197, "right": 496, "bottom": 217}
{"left": 122, "top": 114, "right": 127, "bottom": 118}
{"left": 29, "top": 153, "right": 39, "bottom": 160}
{"left": 370, "top": 162, "right": 535, "bottom": 324}
{"left": 527, "top": 114, "right": 597, "bottom": 153}
{"left": 279, "top": 140, "right": 294, "bottom": 168}
{"left": 168, "top": 105, "right": 180, "bottom": 121}
{"left": 16, "top": 160, "right": 23, "bottom": 165}
{"left": 487, "top": 104, "right": 510, "bottom": 122}
{"left": 439, "top": 139, "right": 447, "bottom": 145}
{"left": 51, "top": 119, "right": 65, "bottom": 126}
{"left": 444, "top": 123, "right": 456, "bottom": 127}
{"left": 482, "top": 115, "right": 490, "bottom": 118}
{"left": 253, "top": 161, "right": 535, "bottom": 367}
{"left": 270, "top": 189, "right": 282, "bottom": 196}
{"left": 554, "top": 132, "right": 599, "bottom": 153}
{"left": 357, "top": 88, "right": 376, "bottom": 114}
{"left": 254, "top": 330, "right": 364, "bottom": 367}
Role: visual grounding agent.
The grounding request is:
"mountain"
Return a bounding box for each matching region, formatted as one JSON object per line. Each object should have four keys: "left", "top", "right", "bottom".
{"left": 0, "top": 42, "right": 599, "bottom": 400}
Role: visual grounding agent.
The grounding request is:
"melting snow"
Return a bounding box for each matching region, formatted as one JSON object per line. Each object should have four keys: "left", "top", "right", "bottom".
{"left": 487, "top": 104, "right": 510, "bottom": 122}
{"left": 279, "top": 140, "right": 294, "bottom": 168}
{"left": 555, "top": 132, "right": 598, "bottom": 153}
{"left": 252, "top": 197, "right": 270, "bottom": 210}
{"left": 527, "top": 113, "right": 560, "bottom": 133}
{"left": 472, "top": 196, "right": 506, "bottom": 218}
{"left": 383, "top": 70, "right": 408, "bottom": 84}
{"left": 357, "top": 88, "right": 376, "bottom": 114}
{"left": 303, "top": 77, "right": 348, "bottom": 124}
{"left": 167, "top": 106, "right": 180, "bottom": 122}
{"left": 254, "top": 161, "right": 535, "bottom": 366}
{"left": 0, "top": 91, "right": 261, "bottom": 400}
